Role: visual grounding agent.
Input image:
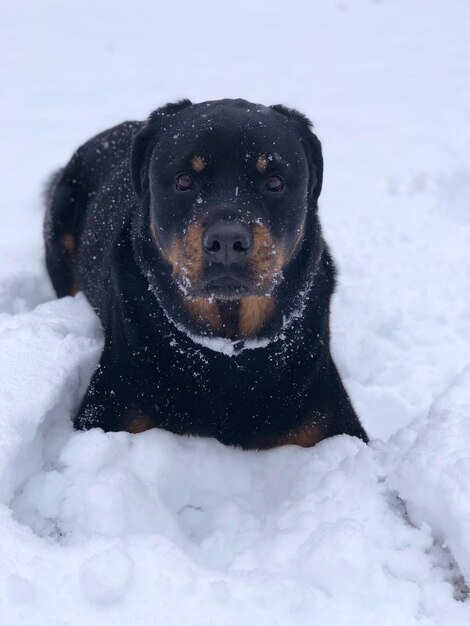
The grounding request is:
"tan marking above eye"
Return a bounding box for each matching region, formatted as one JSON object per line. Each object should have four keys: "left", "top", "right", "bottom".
{"left": 250, "top": 223, "right": 285, "bottom": 287}
{"left": 256, "top": 154, "right": 268, "bottom": 173}
{"left": 191, "top": 155, "right": 205, "bottom": 173}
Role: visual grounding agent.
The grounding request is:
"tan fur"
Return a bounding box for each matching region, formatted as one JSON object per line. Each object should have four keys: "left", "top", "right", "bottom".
{"left": 165, "top": 238, "right": 179, "bottom": 269}
{"left": 276, "top": 423, "right": 326, "bottom": 447}
{"left": 122, "top": 409, "right": 153, "bottom": 434}
{"left": 250, "top": 223, "right": 285, "bottom": 289}
{"left": 179, "top": 223, "right": 283, "bottom": 337}
{"left": 151, "top": 220, "right": 198, "bottom": 276}
{"left": 184, "top": 296, "right": 275, "bottom": 338}
{"left": 184, "top": 298, "right": 221, "bottom": 331}
{"left": 165, "top": 223, "right": 205, "bottom": 286}
{"left": 191, "top": 155, "right": 205, "bottom": 173}
{"left": 256, "top": 153, "right": 268, "bottom": 173}
{"left": 179, "top": 222, "right": 205, "bottom": 283}
{"left": 62, "top": 234, "right": 74, "bottom": 252}
{"left": 162, "top": 220, "right": 285, "bottom": 338}
{"left": 60, "top": 234, "right": 80, "bottom": 295}
{"left": 239, "top": 296, "right": 275, "bottom": 337}
{"left": 254, "top": 422, "right": 326, "bottom": 449}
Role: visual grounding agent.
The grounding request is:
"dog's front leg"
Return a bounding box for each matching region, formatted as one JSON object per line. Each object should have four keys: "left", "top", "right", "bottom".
{"left": 74, "top": 344, "right": 127, "bottom": 432}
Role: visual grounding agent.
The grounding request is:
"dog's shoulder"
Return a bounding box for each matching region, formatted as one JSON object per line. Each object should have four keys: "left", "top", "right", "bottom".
{"left": 76, "top": 121, "right": 142, "bottom": 158}
{"left": 69, "top": 121, "right": 142, "bottom": 182}
{"left": 48, "top": 121, "right": 142, "bottom": 214}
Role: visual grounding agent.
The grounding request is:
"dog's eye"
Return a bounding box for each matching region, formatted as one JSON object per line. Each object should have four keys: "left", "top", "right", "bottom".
{"left": 175, "top": 174, "right": 194, "bottom": 191}
{"left": 265, "top": 175, "right": 284, "bottom": 192}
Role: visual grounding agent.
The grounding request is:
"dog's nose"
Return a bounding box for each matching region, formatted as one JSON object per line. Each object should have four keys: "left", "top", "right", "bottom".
{"left": 202, "top": 221, "right": 252, "bottom": 264}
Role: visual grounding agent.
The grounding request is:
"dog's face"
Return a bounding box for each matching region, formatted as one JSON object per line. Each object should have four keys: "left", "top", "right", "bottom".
{"left": 132, "top": 99, "right": 323, "bottom": 307}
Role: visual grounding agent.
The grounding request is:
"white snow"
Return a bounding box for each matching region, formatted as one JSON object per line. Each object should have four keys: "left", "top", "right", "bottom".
{"left": 1, "top": 0, "right": 470, "bottom": 624}
{"left": 392, "top": 365, "right": 470, "bottom": 583}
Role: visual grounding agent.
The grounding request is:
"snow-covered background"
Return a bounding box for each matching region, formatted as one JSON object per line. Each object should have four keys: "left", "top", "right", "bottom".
{"left": 1, "top": 1, "right": 470, "bottom": 624}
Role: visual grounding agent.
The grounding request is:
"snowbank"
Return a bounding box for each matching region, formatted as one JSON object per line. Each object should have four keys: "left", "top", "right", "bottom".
{"left": 393, "top": 366, "right": 470, "bottom": 584}
{"left": 0, "top": 295, "right": 469, "bottom": 625}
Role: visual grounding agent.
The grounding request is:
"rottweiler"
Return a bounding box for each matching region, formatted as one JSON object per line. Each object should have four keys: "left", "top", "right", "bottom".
{"left": 44, "top": 98, "right": 368, "bottom": 449}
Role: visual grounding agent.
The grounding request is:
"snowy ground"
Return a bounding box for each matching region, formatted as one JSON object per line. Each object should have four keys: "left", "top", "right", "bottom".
{"left": 1, "top": 1, "right": 470, "bottom": 624}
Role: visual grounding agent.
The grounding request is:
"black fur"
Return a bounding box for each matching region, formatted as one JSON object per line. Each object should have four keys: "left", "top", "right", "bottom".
{"left": 44, "top": 98, "right": 367, "bottom": 449}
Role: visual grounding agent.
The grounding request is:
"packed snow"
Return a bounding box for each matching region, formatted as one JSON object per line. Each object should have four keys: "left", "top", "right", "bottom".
{"left": 1, "top": 1, "right": 470, "bottom": 624}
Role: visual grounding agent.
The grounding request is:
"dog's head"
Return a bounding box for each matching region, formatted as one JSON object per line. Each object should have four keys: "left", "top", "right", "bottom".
{"left": 131, "top": 99, "right": 323, "bottom": 337}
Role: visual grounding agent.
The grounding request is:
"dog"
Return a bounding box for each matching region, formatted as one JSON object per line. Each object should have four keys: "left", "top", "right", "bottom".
{"left": 44, "top": 98, "right": 368, "bottom": 449}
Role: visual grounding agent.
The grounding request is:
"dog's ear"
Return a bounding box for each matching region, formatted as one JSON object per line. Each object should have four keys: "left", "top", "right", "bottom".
{"left": 270, "top": 104, "right": 323, "bottom": 202}
{"left": 131, "top": 99, "right": 193, "bottom": 199}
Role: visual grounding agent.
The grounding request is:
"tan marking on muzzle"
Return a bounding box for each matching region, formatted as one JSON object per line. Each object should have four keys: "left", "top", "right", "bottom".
{"left": 239, "top": 295, "right": 275, "bottom": 337}
{"left": 164, "top": 238, "right": 179, "bottom": 269}
{"left": 191, "top": 155, "right": 205, "bottom": 173}
{"left": 255, "top": 154, "right": 268, "bottom": 173}
{"left": 250, "top": 223, "right": 285, "bottom": 289}
{"left": 164, "top": 223, "right": 205, "bottom": 288}
{"left": 184, "top": 298, "right": 221, "bottom": 331}
{"left": 122, "top": 409, "right": 153, "bottom": 434}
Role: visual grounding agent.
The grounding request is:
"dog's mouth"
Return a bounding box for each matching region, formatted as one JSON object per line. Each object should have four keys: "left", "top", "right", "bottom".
{"left": 163, "top": 222, "right": 286, "bottom": 301}
{"left": 203, "top": 277, "right": 250, "bottom": 299}
{"left": 200, "top": 264, "right": 252, "bottom": 300}
{"left": 171, "top": 255, "right": 284, "bottom": 301}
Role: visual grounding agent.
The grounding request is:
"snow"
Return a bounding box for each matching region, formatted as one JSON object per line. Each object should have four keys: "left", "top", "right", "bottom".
{"left": 1, "top": 0, "right": 470, "bottom": 624}
{"left": 392, "top": 365, "right": 470, "bottom": 583}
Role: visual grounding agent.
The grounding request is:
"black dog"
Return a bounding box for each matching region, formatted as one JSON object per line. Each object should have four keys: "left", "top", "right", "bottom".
{"left": 44, "top": 98, "right": 367, "bottom": 449}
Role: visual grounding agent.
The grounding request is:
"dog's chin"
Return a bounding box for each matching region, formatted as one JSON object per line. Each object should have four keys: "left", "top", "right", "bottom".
{"left": 185, "top": 276, "right": 274, "bottom": 301}
{"left": 203, "top": 276, "right": 250, "bottom": 301}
